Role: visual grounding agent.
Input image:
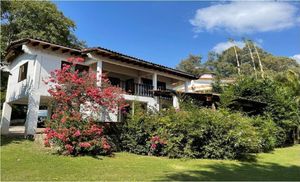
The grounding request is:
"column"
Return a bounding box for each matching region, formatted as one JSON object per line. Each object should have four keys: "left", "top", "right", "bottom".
{"left": 137, "top": 76, "right": 142, "bottom": 84}
{"left": 96, "top": 60, "right": 102, "bottom": 87}
{"left": 152, "top": 73, "right": 159, "bottom": 110}
{"left": 152, "top": 73, "right": 157, "bottom": 90}
{"left": 172, "top": 95, "right": 180, "bottom": 110}
{"left": 25, "top": 93, "right": 40, "bottom": 136}
{"left": 137, "top": 76, "right": 142, "bottom": 95}
{"left": 0, "top": 102, "right": 12, "bottom": 134}
{"left": 184, "top": 81, "right": 189, "bottom": 92}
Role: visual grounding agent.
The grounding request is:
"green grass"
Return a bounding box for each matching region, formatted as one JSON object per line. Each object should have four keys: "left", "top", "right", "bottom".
{"left": 1, "top": 136, "right": 300, "bottom": 181}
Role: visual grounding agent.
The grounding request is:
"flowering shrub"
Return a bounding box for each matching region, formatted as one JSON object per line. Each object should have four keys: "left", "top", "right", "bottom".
{"left": 121, "top": 103, "right": 277, "bottom": 159}
{"left": 149, "top": 136, "right": 167, "bottom": 156}
{"left": 44, "top": 57, "right": 126, "bottom": 156}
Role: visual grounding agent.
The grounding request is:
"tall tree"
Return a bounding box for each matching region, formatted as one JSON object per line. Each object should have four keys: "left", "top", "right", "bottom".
{"left": 176, "top": 54, "right": 208, "bottom": 76}
{"left": 205, "top": 40, "right": 299, "bottom": 78}
{"left": 1, "top": 1, "right": 85, "bottom": 58}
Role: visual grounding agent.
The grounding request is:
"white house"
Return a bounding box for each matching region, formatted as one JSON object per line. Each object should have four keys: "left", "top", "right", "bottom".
{"left": 0, "top": 38, "right": 197, "bottom": 136}
{"left": 176, "top": 73, "right": 235, "bottom": 93}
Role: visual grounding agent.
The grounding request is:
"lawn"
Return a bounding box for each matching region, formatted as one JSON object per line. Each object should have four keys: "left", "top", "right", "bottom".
{"left": 1, "top": 136, "right": 300, "bottom": 181}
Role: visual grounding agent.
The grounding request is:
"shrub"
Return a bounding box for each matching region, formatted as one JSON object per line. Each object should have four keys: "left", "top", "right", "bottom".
{"left": 44, "top": 57, "right": 126, "bottom": 156}
{"left": 249, "top": 117, "right": 277, "bottom": 152}
{"left": 120, "top": 104, "right": 276, "bottom": 159}
{"left": 221, "top": 75, "right": 300, "bottom": 146}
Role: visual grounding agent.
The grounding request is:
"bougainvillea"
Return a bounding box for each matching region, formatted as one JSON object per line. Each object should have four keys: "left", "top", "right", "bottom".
{"left": 44, "top": 57, "right": 127, "bottom": 156}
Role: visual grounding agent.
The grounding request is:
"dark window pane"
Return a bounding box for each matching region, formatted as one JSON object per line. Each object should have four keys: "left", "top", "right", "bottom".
{"left": 75, "top": 64, "right": 89, "bottom": 73}
{"left": 108, "top": 77, "right": 121, "bottom": 86}
{"left": 61, "top": 61, "right": 71, "bottom": 69}
{"left": 141, "top": 78, "right": 152, "bottom": 85}
{"left": 158, "top": 81, "right": 166, "bottom": 90}
{"left": 61, "top": 61, "right": 89, "bottom": 73}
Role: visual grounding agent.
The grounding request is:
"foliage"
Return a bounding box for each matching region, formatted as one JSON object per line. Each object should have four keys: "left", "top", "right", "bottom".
{"left": 1, "top": 1, "right": 85, "bottom": 58}
{"left": 0, "top": 70, "right": 9, "bottom": 109}
{"left": 176, "top": 54, "right": 209, "bottom": 76}
{"left": 211, "top": 76, "right": 224, "bottom": 93}
{"left": 149, "top": 136, "right": 167, "bottom": 156}
{"left": 44, "top": 57, "right": 126, "bottom": 156}
{"left": 121, "top": 104, "right": 276, "bottom": 159}
{"left": 221, "top": 74, "right": 300, "bottom": 146}
{"left": 120, "top": 103, "right": 151, "bottom": 155}
{"left": 205, "top": 41, "right": 299, "bottom": 78}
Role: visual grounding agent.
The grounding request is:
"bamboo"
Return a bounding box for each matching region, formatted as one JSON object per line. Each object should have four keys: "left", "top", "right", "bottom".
{"left": 245, "top": 40, "right": 257, "bottom": 78}
{"left": 254, "top": 45, "right": 264, "bottom": 78}
{"left": 229, "top": 38, "right": 241, "bottom": 75}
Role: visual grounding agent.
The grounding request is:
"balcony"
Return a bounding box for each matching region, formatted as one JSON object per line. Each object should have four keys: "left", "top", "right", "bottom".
{"left": 110, "top": 80, "right": 155, "bottom": 97}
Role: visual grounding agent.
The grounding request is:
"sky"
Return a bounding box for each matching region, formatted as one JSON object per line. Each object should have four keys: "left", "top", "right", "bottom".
{"left": 54, "top": 1, "right": 300, "bottom": 68}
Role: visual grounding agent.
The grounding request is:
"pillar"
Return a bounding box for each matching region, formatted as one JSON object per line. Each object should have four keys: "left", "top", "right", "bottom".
{"left": 184, "top": 81, "right": 189, "bottom": 92}
{"left": 172, "top": 95, "right": 179, "bottom": 110}
{"left": 152, "top": 73, "right": 157, "bottom": 90}
{"left": 0, "top": 102, "right": 12, "bottom": 135}
{"left": 152, "top": 73, "right": 159, "bottom": 110}
{"left": 25, "top": 93, "right": 40, "bottom": 136}
{"left": 97, "top": 60, "right": 102, "bottom": 87}
{"left": 137, "top": 76, "right": 142, "bottom": 84}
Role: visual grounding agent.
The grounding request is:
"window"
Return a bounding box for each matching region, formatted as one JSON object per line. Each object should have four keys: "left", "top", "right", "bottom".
{"left": 18, "top": 62, "right": 28, "bottom": 82}
{"left": 142, "top": 78, "right": 166, "bottom": 90}
{"left": 108, "top": 77, "right": 121, "bottom": 86}
{"left": 158, "top": 81, "right": 166, "bottom": 90}
{"left": 61, "top": 61, "right": 89, "bottom": 73}
{"left": 141, "top": 78, "right": 152, "bottom": 85}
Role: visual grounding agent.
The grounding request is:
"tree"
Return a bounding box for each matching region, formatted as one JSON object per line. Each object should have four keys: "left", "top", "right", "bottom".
{"left": 1, "top": 1, "right": 85, "bottom": 58}
{"left": 205, "top": 40, "right": 299, "bottom": 78}
{"left": 221, "top": 75, "right": 300, "bottom": 146}
{"left": 176, "top": 54, "right": 209, "bottom": 76}
{"left": 206, "top": 47, "right": 244, "bottom": 78}
{"left": 44, "top": 57, "right": 127, "bottom": 156}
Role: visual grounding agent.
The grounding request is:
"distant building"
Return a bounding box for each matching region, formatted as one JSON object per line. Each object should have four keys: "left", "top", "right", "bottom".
{"left": 176, "top": 73, "right": 235, "bottom": 93}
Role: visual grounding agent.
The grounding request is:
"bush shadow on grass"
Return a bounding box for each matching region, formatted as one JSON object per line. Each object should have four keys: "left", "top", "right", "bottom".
{"left": 159, "top": 162, "right": 300, "bottom": 181}
{"left": 0, "top": 135, "right": 28, "bottom": 147}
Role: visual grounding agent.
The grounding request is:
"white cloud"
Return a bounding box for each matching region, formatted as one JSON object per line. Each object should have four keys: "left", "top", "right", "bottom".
{"left": 291, "top": 54, "right": 300, "bottom": 63}
{"left": 212, "top": 41, "right": 245, "bottom": 54}
{"left": 212, "top": 40, "right": 262, "bottom": 54}
{"left": 190, "top": 2, "right": 300, "bottom": 34}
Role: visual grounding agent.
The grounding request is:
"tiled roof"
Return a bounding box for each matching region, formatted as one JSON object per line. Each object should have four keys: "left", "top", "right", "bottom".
{"left": 6, "top": 38, "right": 197, "bottom": 79}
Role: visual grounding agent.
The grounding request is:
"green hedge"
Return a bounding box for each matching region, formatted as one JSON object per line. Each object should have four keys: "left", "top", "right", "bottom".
{"left": 120, "top": 104, "right": 277, "bottom": 159}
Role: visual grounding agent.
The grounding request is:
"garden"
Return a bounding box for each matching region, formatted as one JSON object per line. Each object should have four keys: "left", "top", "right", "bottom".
{"left": 41, "top": 58, "right": 299, "bottom": 160}
{"left": 1, "top": 57, "right": 300, "bottom": 181}
{"left": 1, "top": 135, "right": 299, "bottom": 181}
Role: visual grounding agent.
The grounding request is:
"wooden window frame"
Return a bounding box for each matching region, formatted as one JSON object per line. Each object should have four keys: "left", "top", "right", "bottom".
{"left": 18, "top": 62, "right": 28, "bottom": 82}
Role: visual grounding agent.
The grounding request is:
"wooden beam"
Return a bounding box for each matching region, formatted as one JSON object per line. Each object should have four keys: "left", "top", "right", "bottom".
{"left": 70, "top": 51, "right": 80, "bottom": 55}
{"left": 62, "top": 49, "right": 69, "bottom": 53}
{"left": 51, "top": 47, "right": 60, "bottom": 51}
{"left": 42, "top": 44, "right": 50, "bottom": 49}
{"left": 32, "top": 42, "right": 40, "bottom": 46}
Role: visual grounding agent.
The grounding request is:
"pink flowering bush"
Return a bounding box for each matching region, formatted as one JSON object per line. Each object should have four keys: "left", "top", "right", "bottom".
{"left": 44, "top": 57, "right": 126, "bottom": 156}
{"left": 149, "top": 136, "right": 167, "bottom": 156}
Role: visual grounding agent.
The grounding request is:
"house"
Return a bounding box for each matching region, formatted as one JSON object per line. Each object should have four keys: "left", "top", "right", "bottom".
{"left": 176, "top": 73, "right": 235, "bottom": 93}
{"left": 0, "top": 38, "right": 197, "bottom": 136}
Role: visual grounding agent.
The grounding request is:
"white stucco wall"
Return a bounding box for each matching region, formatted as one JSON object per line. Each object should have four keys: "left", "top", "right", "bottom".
{"left": 5, "top": 45, "right": 190, "bottom": 116}
{"left": 6, "top": 53, "right": 36, "bottom": 102}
